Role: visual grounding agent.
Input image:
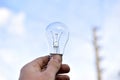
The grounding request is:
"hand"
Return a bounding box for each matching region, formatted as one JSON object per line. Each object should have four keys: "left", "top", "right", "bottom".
{"left": 19, "top": 55, "right": 70, "bottom": 80}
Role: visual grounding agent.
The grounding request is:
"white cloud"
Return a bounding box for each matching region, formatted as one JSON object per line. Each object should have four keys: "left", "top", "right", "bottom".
{"left": 0, "top": 8, "right": 11, "bottom": 27}
{"left": 63, "top": 36, "right": 95, "bottom": 80}
{"left": 8, "top": 12, "right": 26, "bottom": 36}
{"left": 0, "top": 49, "right": 18, "bottom": 64}
{"left": 103, "top": 1, "right": 120, "bottom": 44}
{"left": 0, "top": 73, "right": 6, "bottom": 80}
{"left": 102, "top": 1, "right": 120, "bottom": 80}
{"left": 0, "top": 7, "right": 26, "bottom": 36}
{"left": 0, "top": 7, "right": 26, "bottom": 80}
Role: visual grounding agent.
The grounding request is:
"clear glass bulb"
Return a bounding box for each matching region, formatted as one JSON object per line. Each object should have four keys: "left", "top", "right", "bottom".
{"left": 46, "top": 22, "right": 69, "bottom": 55}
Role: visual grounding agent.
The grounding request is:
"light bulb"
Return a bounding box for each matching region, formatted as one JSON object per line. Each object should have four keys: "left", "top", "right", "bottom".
{"left": 46, "top": 22, "right": 69, "bottom": 55}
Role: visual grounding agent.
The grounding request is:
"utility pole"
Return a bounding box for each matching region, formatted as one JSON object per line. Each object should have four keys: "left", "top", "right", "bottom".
{"left": 118, "top": 71, "right": 120, "bottom": 79}
{"left": 93, "top": 27, "right": 102, "bottom": 80}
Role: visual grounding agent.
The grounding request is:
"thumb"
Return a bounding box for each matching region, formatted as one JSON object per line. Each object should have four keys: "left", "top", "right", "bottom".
{"left": 46, "top": 54, "right": 62, "bottom": 75}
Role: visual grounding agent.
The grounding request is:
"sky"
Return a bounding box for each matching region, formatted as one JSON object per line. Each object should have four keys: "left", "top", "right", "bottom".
{"left": 0, "top": 0, "right": 120, "bottom": 80}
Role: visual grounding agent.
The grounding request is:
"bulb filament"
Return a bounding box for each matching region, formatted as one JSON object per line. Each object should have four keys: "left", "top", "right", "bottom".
{"left": 51, "top": 31, "right": 63, "bottom": 53}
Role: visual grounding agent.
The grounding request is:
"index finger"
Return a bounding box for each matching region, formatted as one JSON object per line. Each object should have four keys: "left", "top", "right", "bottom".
{"left": 30, "top": 55, "right": 50, "bottom": 71}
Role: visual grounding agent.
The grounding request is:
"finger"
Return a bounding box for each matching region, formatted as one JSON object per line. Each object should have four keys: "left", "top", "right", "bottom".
{"left": 56, "top": 75, "right": 70, "bottom": 80}
{"left": 46, "top": 54, "right": 62, "bottom": 75}
{"left": 58, "top": 64, "right": 70, "bottom": 74}
{"left": 30, "top": 55, "right": 50, "bottom": 71}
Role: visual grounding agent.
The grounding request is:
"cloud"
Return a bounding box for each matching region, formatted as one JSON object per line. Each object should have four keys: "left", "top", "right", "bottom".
{"left": 7, "top": 12, "right": 26, "bottom": 36}
{"left": 64, "top": 36, "right": 95, "bottom": 80}
{"left": 0, "top": 7, "right": 26, "bottom": 36}
{"left": 102, "top": 1, "right": 120, "bottom": 80}
{"left": 0, "top": 7, "right": 26, "bottom": 66}
{"left": 0, "top": 49, "right": 18, "bottom": 64}
{"left": 103, "top": 1, "right": 120, "bottom": 44}
{"left": 0, "top": 8, "right": 11, "bottom": 27}
{"left": 0, "top": 7, "right": 26, "bottom": 80}
{"left": 0, "top": 73, "right": 6, "bottom": 80}
{"left": 102, "top": 1, "right": 120, "bottom": 60}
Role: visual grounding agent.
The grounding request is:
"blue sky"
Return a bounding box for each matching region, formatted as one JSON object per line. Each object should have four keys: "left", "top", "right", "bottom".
{"left": 0, "top": 0, "right": 120, "bottom": 80}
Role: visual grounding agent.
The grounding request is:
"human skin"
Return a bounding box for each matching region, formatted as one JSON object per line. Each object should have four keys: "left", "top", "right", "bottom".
{"left": 19, "top": 55, "right": 70, "bottom": 80}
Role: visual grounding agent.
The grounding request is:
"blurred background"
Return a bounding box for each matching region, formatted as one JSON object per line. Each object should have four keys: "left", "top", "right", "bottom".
{"left": 0, "top": 0, "right": 120, "bottom": 80}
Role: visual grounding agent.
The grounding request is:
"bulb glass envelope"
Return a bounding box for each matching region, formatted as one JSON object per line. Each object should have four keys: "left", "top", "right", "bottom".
{"left": 46, "top": 22, "right": 69, "bottom": 55}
